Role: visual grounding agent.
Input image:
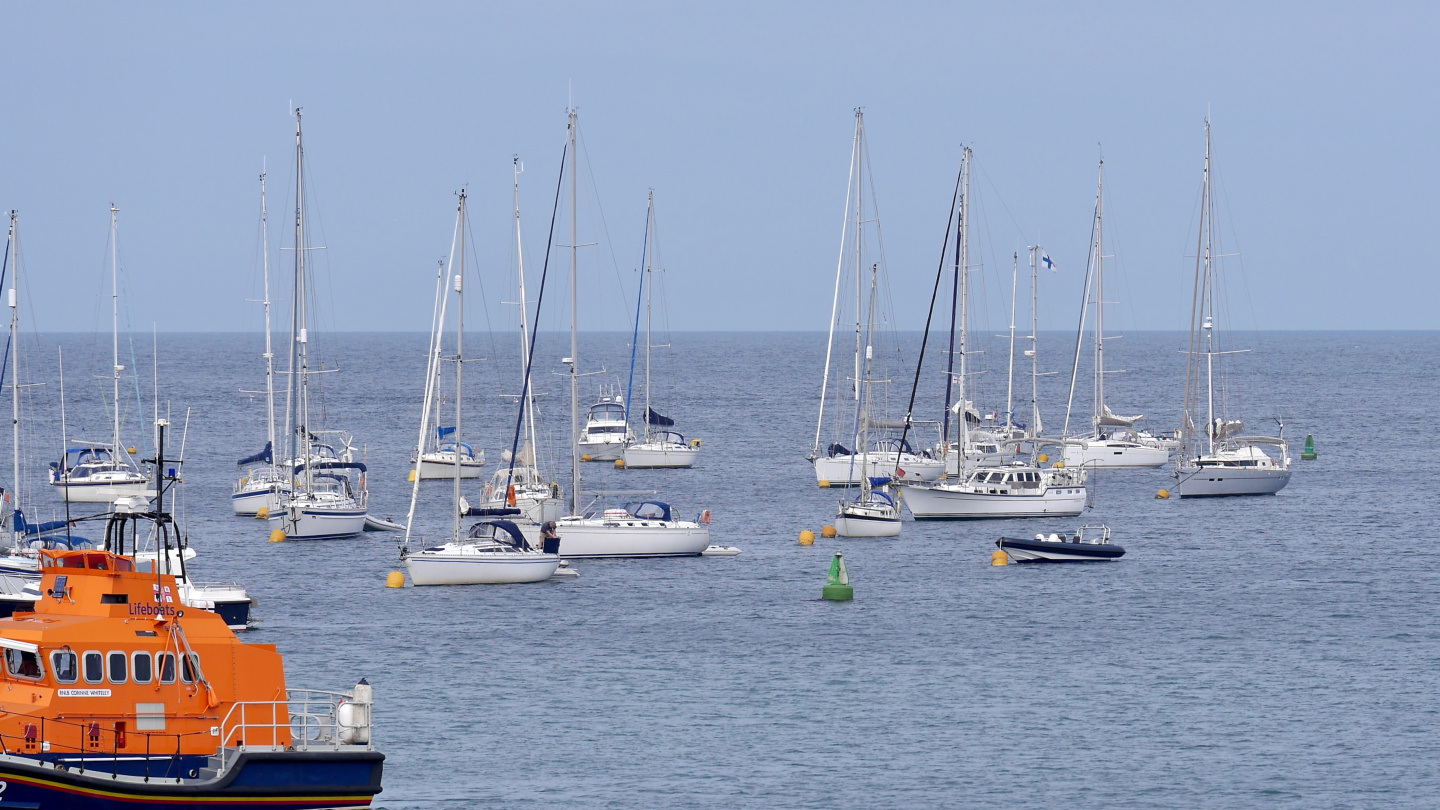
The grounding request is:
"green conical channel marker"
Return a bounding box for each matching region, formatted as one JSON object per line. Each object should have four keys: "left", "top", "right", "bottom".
{"left": 822, "top": 552, "right": 853, "bottom": 601}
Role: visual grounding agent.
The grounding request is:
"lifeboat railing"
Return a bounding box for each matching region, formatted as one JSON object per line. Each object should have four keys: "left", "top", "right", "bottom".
{"left": 0, "top": 713, "right": 196, "bottom": 782}
{"left": 214, "top": 687, "right": 373, "bottom": 775}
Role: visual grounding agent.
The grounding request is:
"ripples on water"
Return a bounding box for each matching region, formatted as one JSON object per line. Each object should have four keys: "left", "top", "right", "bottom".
{"left": 14, "top": 331, "right": 1440, "bottom": 807}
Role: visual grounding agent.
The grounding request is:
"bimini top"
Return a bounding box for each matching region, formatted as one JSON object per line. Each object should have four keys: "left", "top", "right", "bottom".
{"left": 464, "top": 520, "right": 532, "bottom": 550}
{"left": 624, "top": 501, "right": 672, "bottom": 522}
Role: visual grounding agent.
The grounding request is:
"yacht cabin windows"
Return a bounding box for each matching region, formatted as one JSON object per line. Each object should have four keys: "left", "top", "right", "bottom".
{"left": 4, "top": 648, "right": 42, "bottom": 680}
{"left": 51, "top": 650, "right": 78, "bottom": 684}
{"left": 83, "top": 651, "right": 103, "bottom": 684}
{"left": 107, "top": 651, "right": 128, "bottom": 684}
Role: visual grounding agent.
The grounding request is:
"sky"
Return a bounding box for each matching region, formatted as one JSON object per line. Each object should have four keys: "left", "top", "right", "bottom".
{"left": 1, "top": 2, "right": 1435, "bottom": 335}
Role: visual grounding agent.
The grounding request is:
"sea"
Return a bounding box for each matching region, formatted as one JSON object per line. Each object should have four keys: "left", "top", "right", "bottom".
{"left": 9, "top": 330, "right": 1439, "bottom": 808}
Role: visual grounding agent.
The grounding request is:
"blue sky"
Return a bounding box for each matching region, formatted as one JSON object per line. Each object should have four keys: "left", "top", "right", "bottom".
{"left": 2, "top": 2, "right": 1434, "bottom": 334}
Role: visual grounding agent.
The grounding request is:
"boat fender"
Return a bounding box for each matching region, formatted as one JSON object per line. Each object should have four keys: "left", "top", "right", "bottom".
{"left": 691, "top": 438, "right": 702, "bottom": 448}
{"left": 700, "top": 510, "right": 711, "bottom": 525}
{"left": 507, "top": 486, "right": 517, "bottom": 506}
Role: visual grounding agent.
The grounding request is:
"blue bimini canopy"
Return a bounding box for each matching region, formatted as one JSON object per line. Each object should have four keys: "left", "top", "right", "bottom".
{"left": 626, "top": 501, "right": 672, "bottom": 521}
{"left": 238, "top": 441, "right": 273, "bottom": 467}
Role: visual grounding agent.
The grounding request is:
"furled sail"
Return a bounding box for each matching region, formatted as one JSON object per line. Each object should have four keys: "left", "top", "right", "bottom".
{"left": 1097, "top": 405, "right": 1142, "bottom": 428}
{"left": 646, "top": 407, "right": 675, "bottom": 427}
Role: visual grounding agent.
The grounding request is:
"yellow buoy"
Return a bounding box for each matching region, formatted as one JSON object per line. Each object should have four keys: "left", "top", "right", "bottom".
{"left": 1037, "top": 453, "right": 1049, "bottom": 463}
{"left": 991, "top": 549, "right": 1010, "bottom": 566}
{"left": 254, "top": 506, "right": 269, "bottom": 521}
{"left": 818, "top": 480, "right": 831, "bottom": 488}
{"left": 821, "top": 525, "right": 837, "bottom": 539}
{"left": 798, "top": 530, "right": 816, "bottom": 546}
{"left": 614, "top": 459, "right": 626, "bottom": 469}
{"left": 1052, "top": 460, "right": 1065, "bottom": 468}
{"left": 385, "top": 571, "right": 406, "bottom": 588}
{"left": 268, "top": 529, "right": 286, "bottom": 543}
{"left": 408, "top": 469, "right": 417, "bottom": 482}
{"left": 1155, "top": 488, "right": 1171, "bottom": 499}
{"left": 126, "top": 446, "right": 137, "bottom": 455}
{"left": 580, "top": 454, "right": 593, "bottom": 462}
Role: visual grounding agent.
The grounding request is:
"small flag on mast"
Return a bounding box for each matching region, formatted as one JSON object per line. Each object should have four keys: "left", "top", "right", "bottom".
{"left": 1041, "top": 251, "right": 1057, "bottom": 271}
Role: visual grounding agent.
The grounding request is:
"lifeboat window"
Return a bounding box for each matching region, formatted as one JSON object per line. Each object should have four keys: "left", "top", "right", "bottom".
{"left": 5, "top": 648, "right": 42, "bottom": 680}
{"left": 107, "top": 651, "right": 128, "bottom": 684}
{"left": 158, "top": 652, "right": 176, "bottom": 684}
{"left": 132, "top": 652, "right": 153, "bottom": 684}
{"left": 83, "top": 651, "right": 103, "bottom": 683}
{"left": 51, "top": 650, "right": 79, "bottom": 684}
{"left": 180, "top": 653, "right": 201, "bottom": 684}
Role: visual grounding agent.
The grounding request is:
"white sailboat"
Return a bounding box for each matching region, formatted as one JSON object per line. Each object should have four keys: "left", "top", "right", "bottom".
{"left": 810, "top": 109, "right": 943, "bottom": 487}
{"left": 834, "top": 264, "right": 900, "bottom": 537}
{"left": 898, "top": 148, "right": 1088, "bottom": 519}
{"left": 49, "top": 205, "right": 150, "bottom": 504}
{"left": 401, "top": 190, "right": 561, "bottom": 586}
{"left": 551, "top": 108, "right": 713, "bottom": 559}
{"left": 233, "top": 170, "right": 293, "bottom": 516}
{"left": 1061, "top": 160, "right": 1170, "bottom": 469}
{"left": 1173, "top": 118, "right": 1291, "bottom": 497}
{"left": 622, "top": 192, "right": 700, "bottom": 470}
{"left": 268, "top": 109, "right": 369, "bottom": 540}
{"left": 482, "top": 158, "right": 566, "bottom": 525}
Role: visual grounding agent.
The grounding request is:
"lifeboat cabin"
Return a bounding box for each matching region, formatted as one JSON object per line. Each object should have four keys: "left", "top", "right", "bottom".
{"left": 0, "top": 548, "right": 382, "bottom": 808}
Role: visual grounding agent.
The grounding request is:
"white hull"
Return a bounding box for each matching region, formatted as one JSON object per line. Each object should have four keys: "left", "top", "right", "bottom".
{"left": 834, "top": 512, "right": 901, "bottom": 537}
{"left": 623, "top": 443, "right": 700, "bottom": 468}
{"left": 1063, "top": 441, "right": 1170, "bottom": 469}
{"left": 901, "top": 483, "right": 1087, "bottom": 519}
{"left": 813, "top": 453, "right": 943, "bottom": 486}
{"left": 269, "top": 503, "right": 367, "bottom": 540}
{"left": 405, "top": 551, "right": 560, "bottom": 585}
{"left": 578, "top": 439, "right": 627, "bottom": 461}
{"left": 231, "top": 482, "right": 289, "bottom": 516}
{"left": 554, "top": 518, "right": 711, "bottom": 558}
{"left": 1174, "top": 465, "right": 1291, "bottom": 497}
{"left": 1000, "top": 545, "right": 1117, "bottom": 562}
{"left": 50, "top": 477, "right": 151, "bottom": 504}
{"left": 415, "top": 457, "right": 485, "bottom": 479}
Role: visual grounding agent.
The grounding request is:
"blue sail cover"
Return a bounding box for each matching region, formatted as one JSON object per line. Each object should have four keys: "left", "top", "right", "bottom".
{"left": 646, "top": 407, "right": 675, "bottom": 427}
{"left": 237, "top": 441, "right": 273, "bottom": 466}
{"left": 292, "top": 460, "right": 368, "bottom": 474}
{"left": 14, "top": 510, "right": 72, "bottom": 538}
{"left": 437, "top": 426, "right": 456, "bottom": 439}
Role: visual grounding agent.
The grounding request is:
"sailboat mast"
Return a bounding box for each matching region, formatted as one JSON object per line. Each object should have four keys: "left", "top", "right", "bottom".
{"left": 812, "top": 110, "right": 863, "bottom": 458}
{"left": 644, "top": 191, "right": 654, "bottom": 443}
{"left": 568, "top": 108, "right": 581, "bottom": 515}
{"left": 513, "top": 159, "right": 540, "bottom": 464}
{"left": 853, "top": 114, "right": 864, "bottom": 410}
{"left": 1202, "top": 120, "right": 1215, "bottom": 456}
{"left": 8, "top": 212, "right": 19, "bottom": 545}
{"left": 260, "top": 170, "right": 276, "bottom": 462}
{"left": 957, "top": 147, "right": 971, "bottom": 455}
{"left": 1094, "top": 160, "right": 1106, "bottom": 431}
{"left": 1006, "top": 251, "right": 1017, "bottom": 431}
{"left": 290, "top": 108, "right": 313, "bottom": 493}
{"left": 109, "top": 204, "right": 122, "bottom": 461}
{"left": 1030, "top": 246, "right": 1040, "bottom": 437}
{"left": 453, "top": 190, "right": 466, "bottom": 542}
{"left": 859, "top": 264, "right": 878, "bottom": 498}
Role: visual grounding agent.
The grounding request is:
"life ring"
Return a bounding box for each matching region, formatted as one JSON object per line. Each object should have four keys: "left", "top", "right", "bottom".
{"left": 700, "top": 509, "right": 711, "bottom": 524}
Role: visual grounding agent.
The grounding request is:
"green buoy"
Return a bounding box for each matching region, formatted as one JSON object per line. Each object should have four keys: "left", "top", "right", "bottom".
{"left": 1301, "top": 434, "right": 1317, "bottom": 460}
{"left": 822, "top": 552, "right": 853, "bottom": 601}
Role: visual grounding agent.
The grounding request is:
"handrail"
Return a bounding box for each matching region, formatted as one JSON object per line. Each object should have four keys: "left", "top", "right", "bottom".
{"left": 215, "top": 688, "right": 371, "bottom": 775}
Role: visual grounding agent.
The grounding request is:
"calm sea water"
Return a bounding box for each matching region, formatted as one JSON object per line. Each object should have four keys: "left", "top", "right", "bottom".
{"left": 11, "top": 330, "right": 1440, "bottom": 808}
